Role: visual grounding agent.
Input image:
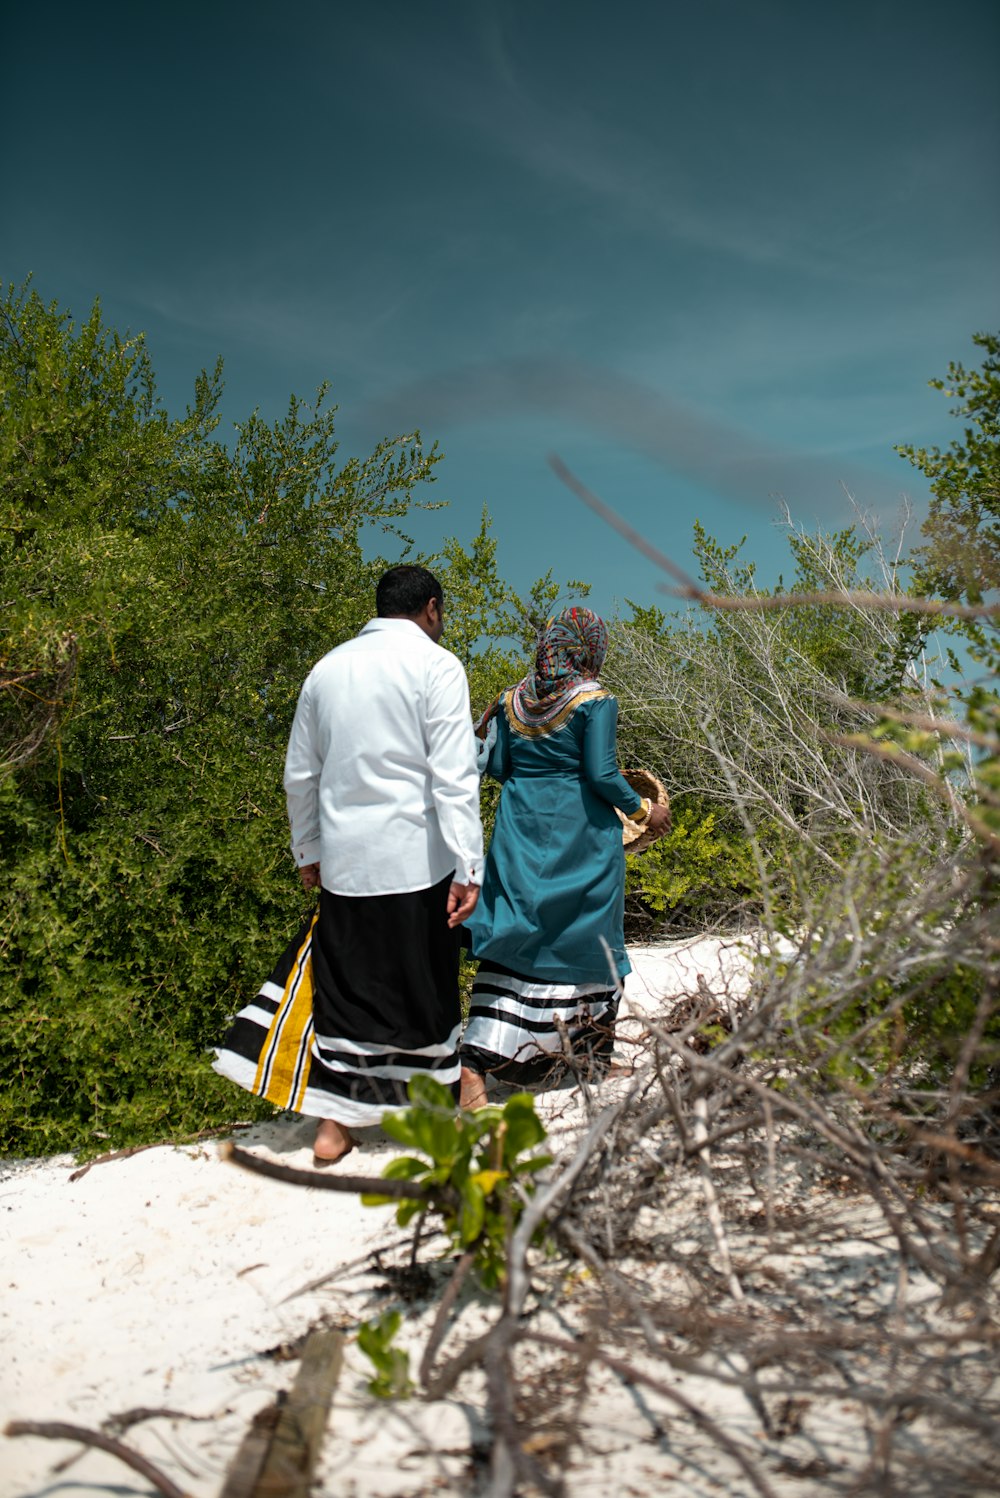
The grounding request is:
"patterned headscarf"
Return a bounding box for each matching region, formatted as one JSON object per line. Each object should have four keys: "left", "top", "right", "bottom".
{"left": 507, "top": 607, "right": 609, "bottom": 731}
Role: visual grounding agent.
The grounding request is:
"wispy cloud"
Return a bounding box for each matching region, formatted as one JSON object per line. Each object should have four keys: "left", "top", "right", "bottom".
{"left": 388, "top": 35, "right": 894, "bottom": 284}
{"left": 356, "top": 357, "right": 924, "bottom": 521}
{"left": 470, "top": 0, "right": 521, "bottom": 95}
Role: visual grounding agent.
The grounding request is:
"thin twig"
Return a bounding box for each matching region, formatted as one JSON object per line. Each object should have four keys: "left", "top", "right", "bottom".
{"left": 5, "top": 1420, "right": 189, "bottom": 1498}
{"left": 522, "top": 1332, "right": 780, "bottom": 1498}
{"left": 68, "top": 1126, "right": 253, "bottom": 1182}
{"left": 547, "top": 453, "right": 1000, "bottom": 619}
{"left": 419, "top": 1250, "right": 476, "bottom": 1388}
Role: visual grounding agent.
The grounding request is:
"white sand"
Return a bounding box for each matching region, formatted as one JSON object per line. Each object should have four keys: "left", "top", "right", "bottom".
{"left": 4, "top": 936, "right": 989, "bottom": 1497}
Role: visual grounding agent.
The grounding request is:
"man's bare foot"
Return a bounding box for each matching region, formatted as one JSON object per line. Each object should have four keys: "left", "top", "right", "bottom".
{"left": 460, "top": 1066, "right": 488, "bottom": 1111}
{"left": 313, "top": 1118, "right": 354, "bottom": 1165}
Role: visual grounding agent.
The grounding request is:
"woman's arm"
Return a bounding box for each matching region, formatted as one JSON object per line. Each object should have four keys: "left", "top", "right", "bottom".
{"left": 481, "top": 697, "right": 513, "bottom": 783}
{"left": 475, "top": 714, "right": 498, "bottom": 777}
{"left": 581, "top": 697, "right": 645, "bottom": 814}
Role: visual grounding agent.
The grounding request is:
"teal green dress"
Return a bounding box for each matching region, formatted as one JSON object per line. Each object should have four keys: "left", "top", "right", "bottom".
{"left": 465, "top": 689, "right": 644, "bottom": 984}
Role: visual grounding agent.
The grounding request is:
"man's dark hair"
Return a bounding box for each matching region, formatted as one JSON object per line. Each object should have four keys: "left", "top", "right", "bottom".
{"left": 376, "top": 564, "right": 444, "bottom": 618}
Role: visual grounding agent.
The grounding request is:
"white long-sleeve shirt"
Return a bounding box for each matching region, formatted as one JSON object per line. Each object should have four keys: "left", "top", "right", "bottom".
{"left": 283, "top": 618, "right": 484, "bottom": 895}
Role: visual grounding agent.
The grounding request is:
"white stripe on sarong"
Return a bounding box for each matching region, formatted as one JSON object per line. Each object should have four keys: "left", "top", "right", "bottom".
{"left": 464, "top": 968, "right": 616, "bottom": 1062}
{"left": 311, "top": 1022, "right": 463, "bottom": 1060}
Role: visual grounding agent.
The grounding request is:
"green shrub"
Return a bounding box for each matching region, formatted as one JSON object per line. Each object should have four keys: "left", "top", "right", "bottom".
{"left": 625, "top": 795, "right": 760, "bottom": 929}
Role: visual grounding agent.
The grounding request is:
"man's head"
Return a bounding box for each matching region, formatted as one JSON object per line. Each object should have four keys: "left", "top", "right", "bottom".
{"left": 376, "top": 564, "right": 445, "bottom": 643}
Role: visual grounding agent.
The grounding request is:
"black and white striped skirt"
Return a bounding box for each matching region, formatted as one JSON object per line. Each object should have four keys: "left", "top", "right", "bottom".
{"left": 213, "top": 877, "right": 461, "bottom": 1127}
{"left": 459, "top": 962, "right": 619, "bottom": 1084}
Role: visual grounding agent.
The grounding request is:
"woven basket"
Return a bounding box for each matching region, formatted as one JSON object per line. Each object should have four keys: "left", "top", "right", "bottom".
{"left": 617, "top": 768, "right": 670, "bottom": 854}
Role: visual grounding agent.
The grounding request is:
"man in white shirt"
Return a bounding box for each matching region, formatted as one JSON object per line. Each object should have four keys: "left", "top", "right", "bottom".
{"left": 281, "top": 565, "right": 483, "bottom": 1163}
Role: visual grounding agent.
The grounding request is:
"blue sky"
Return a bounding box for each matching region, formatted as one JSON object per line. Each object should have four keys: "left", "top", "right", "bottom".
{"left": 3, "top": 0, "right": 998, "bottom": 618}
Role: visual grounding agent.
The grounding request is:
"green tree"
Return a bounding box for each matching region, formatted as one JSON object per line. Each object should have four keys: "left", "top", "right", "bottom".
{"left": 0, "top": 281, "right": 598, "bottom": 1156}
{"left": 898, "top": 332, "right": 1000, "bottom": 619}
{"left": 893, "top": 333, "right": 1000, "bottom": 835}
{"left": 0, "top": 281, "right": 449, "bottom": 1155}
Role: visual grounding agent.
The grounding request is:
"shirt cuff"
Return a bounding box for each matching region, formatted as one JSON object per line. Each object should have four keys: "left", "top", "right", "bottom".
{"left": 292, "top": 841, "right": 321, "bottom": 866}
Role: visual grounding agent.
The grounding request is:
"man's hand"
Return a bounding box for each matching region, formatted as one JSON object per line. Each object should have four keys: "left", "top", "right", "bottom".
{"left": 299, "top": 862, "right": 321, "bottom": 891}
{"left": 647, "top": 802, "right": 671, "bottom": 836}
{"left": 447, "top": 880, "right": 480, "bottom": 928}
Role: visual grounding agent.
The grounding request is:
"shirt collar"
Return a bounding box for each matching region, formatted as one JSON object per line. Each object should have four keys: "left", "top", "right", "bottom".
{"left": 359, "top": 617, "right": 430, "bottom": 639}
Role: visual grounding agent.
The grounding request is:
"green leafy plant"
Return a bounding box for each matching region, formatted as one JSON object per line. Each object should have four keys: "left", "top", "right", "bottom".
{"left": 356, "top": 1310, "right": 412, "bottom": 1399}
{"left": 361, "top": 1076, "right": 551, "bottom": 1291}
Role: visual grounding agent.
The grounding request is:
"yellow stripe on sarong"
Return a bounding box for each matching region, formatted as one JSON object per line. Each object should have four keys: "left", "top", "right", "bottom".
{"left": 253, "top": 914, "right": 317, "bottom": 1110}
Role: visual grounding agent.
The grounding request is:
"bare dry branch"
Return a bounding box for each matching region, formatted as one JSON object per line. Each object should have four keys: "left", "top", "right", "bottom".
{"left": 4, "top": 1420, "right": 190, "bottom": 1498}
{"left": 547, "top": 452, "right": 1000, "bottom": 619}
{"left": 220, "top": 1140, "right": 448, "bottom": 1204}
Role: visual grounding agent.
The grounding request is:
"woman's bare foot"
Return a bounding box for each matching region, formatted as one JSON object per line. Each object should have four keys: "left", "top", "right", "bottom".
{"left": 313, "top": 1118, "right": 354, "bottom": 1165}
{"left": 460, "top": 1066, "right": 488, "bottom": 1111}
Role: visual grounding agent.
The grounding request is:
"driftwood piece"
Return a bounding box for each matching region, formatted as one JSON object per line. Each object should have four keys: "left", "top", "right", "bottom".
{"left": 218, "top": 1401, "right": 284, "bottom": 1498}
{"left": 220, "top": 1328, "right": 344, "bottom": 1498}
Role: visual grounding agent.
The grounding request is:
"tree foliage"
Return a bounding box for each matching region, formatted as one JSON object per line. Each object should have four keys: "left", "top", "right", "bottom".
{"left": 898, "top": 331, "right": 1000, "bottom": 615}
{"left": 0, "top": 283, "right": 587, "bottom": 1156}
{"left": 0, "top": 282, "right": 450, "bottom": 1155}
{"left": 891, "top": 333, "right": 1000, "bottom": 838}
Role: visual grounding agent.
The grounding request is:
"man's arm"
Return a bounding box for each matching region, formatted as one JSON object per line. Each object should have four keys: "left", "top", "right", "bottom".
{"left": 425, "top": 654, "right": 485, "bottom": 897}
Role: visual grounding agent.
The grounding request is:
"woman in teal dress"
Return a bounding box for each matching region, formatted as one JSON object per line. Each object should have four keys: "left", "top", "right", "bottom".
{"left": 460, "top": 608, "right": 669, "bottom": 1106}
